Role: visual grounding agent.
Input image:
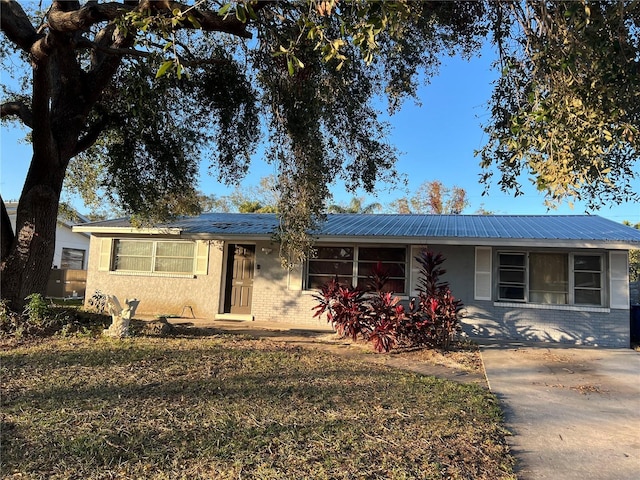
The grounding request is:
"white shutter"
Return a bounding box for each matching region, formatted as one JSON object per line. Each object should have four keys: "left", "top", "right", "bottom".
{"left": 410, "top": 246, "right": 426, "bottom": 296}
{"left": 475, "top": 247, "right": 492, "bottom": 300}
{"left": 609, "top": 251, "right": 629, "bottom": 309}
{"left": 288, "top": 267, "right": 303, "bottom": 291}
{"left": 98, "top": 238, "right": 112, "bottom": 271}
{"left": 194, "top": 241, "right": 209, "bottom": 275}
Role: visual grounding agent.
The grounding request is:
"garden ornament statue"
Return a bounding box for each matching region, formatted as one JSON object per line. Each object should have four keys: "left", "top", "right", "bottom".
{"left": 103, "top": 295, "right": 140, "bottom": 338}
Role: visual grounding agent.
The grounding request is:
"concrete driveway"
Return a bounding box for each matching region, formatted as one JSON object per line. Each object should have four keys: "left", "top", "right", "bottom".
{"left": 480, "top": 343, "right": 640, "bottom": 480}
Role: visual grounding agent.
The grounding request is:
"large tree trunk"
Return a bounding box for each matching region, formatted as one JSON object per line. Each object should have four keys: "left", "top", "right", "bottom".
{"left": 1, "top": 176, "right": 63, "bottom": 311}
{"left": 1, "top": 23, "right": 87, "bottom": 311}
{"left": 0, "top": 1, "right": 133, "bottom": 311}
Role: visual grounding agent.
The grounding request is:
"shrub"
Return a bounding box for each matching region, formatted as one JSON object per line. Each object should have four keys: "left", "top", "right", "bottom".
{"left": 87, "top": 290, "right": 108, "bottom": 313}
{"left": 313, "top": 250, "right": 463, "bottom": 352}
{"left": 0, "top": 299, "right": 22, "bottom": 335}
{"left": 0, "top": 293, "right": 110, "bottom": 339}
{"left": 23, "top": 293, "right": 51, "bottom": 325}
{"left": 402, "top": 250, "right": 463, "bottom": 350}
{"left": 0, "top": 294, "right": 60, "bottom": 338}
{"left": 365, "top": 262, "right": 406, "bottom": 352}
{"left": 312, "top": 277, "right": 370, "bottom": 341}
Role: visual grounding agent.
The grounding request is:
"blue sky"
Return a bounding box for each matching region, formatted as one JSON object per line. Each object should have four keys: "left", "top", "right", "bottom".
{"left": 2, "top": 46, "right": 639, "bottom": 223}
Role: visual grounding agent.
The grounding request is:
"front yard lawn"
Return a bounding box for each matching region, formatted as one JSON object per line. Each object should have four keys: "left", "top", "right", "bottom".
{"left": 1, "top": 334, "right": 515, "bottom": 479}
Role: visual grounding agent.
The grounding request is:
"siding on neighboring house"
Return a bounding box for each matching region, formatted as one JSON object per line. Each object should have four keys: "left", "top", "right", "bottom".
{"left": 53, "top": 223, "right": 89, "bottom": 269}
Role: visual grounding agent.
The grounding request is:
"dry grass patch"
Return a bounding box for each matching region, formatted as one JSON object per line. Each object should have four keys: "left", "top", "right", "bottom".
{"left": 387, "top": 341, "right": 484, "bottom": 373}
{"left": 1, "top": 335, "right": 515, "bottom": 479}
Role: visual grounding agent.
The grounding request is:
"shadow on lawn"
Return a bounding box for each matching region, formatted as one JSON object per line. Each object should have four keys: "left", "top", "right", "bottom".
{"left": 1, "top": 334, "right": 513, "bottom": 479}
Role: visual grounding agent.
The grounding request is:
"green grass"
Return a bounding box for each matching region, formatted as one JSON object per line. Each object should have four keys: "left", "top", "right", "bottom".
{"left": 47, "top": 298, "right": 84, "bottom": 307}
{"left": 1, "top": 335, "right": 515, "bottom": 479}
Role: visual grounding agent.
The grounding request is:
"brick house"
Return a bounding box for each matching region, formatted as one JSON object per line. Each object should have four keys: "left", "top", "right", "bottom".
{"left": 74, "top": 213, "right": 640, "bottom": 347}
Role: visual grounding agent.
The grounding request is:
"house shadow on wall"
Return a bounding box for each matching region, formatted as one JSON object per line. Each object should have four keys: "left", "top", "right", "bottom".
{"left": 461, "top": 305, "right": 626, "bottom": 347}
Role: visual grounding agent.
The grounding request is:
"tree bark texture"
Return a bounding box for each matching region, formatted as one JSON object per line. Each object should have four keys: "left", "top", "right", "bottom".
{"left": 0, "top": 0, "right": 128, "bottom": 310}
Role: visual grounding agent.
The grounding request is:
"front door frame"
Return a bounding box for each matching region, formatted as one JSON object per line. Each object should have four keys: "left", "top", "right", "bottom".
{"left": 222, "top": 243, "right": 255, "bottom": 315}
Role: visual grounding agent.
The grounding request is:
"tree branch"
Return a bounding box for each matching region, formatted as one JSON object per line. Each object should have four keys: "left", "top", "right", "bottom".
{"left": 1, "top": 0, "right": 41, "bottom": 52}
{"left": 48, "top": 1, "right": 132, "bottom": 32}
{"left": 46, "top": 1, "right": 255, "bottom": 39}
{"left": 77, "top": 36, "right": 153, "bottom": 59}
{"left": 187, "top": 6, "right": 252, "bottom": 38}
{"left": 73, "top": 116, "right": 110, "bottom": 157}
{"left": 1, "top": 100, "right": 34, "bottom": 128}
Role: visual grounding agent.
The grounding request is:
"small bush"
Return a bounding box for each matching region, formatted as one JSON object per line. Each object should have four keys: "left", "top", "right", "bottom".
{"left": 401, "top": 250, "right": 463, "bottom": 350}
{"left": 87, "top": 290, "right": 108, "bottom": 313}
{"left": 0, "top": 300, "right": 23, "bottom": 336}
{"left": 1, "top": 294, "right": 61, "bottom": 337}
{"left": 23, "top": 293, "right": 50, "bottom": 325}
{"left": 0, "top": 294, "right": 110, "bottom": 339}
{"left": 312, "top": 277, "right": 370, "bottom": 341}
{"left": 313, "top": 250, "right": 463, "bottom": 352}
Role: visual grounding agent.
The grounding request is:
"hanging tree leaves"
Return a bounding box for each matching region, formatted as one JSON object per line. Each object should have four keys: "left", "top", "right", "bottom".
{"left": 479, "top": 1, "right": 639, "bottom": 208}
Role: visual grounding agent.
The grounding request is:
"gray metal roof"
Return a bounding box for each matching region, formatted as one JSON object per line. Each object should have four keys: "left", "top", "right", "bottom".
{"left": 74, "top": 213, "right": 640, "bottom": 247}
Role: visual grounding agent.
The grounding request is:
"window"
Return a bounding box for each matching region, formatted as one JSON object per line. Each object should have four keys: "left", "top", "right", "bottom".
{"left": 61, "top": 248, "right": 85, "bottom": 270}
{"left": 573, "top": 255, "right": 602, "bottom": 305}
{"left": 307, "top": 246, "right": 407, "bottom": 293}
{"left": 529, "top": 253, "right": 568, "bottom": 304}
{"left": 356, "top": 247, "right": 406, "bottom": 293}
{"left": 496, "top": 251, "right": 604, "bottom": 306}
{"left": 114, "top": 240, "right": 195, "bottom": 274}
{"left": 498, "top": 253, "right": 526, "bottom": 301}
{"left": 306, "top": 247, "right": 354, "bottom": 289}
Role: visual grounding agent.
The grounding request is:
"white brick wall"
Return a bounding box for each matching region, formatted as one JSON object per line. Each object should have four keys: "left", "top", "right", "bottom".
{"left": 462, "top": 301, "right": 630, "bottom": 347}
{"left": 251, "top": 241, "right": 329, "bottom": 328}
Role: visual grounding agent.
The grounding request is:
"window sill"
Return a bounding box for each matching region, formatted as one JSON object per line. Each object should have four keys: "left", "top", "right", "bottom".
{"left": 301, "top": 289, "right": 410, "bottom": 300}
{"left": 110, "top": 271, "right": 195, "bottom": 279}
{"left": 494, "top": 301, "right": 609, "bottom": 313}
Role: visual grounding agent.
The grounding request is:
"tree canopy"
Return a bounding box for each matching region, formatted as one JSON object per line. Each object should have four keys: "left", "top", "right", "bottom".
{"left": 479, "top": 1, "right": 639, "bottom": 208}
{"left": 327, "top": 197, "right": 382, "bottom": 214}
{"left": 1, "top": 1, "right": 638, "bottom": 309}
{"left": 390, "top": 181, "right": 469, "bottom": 214}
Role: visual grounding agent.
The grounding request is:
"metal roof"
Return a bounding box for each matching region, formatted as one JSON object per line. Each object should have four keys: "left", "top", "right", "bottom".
{"left": 73, "top": 213, "right": 640, "bottom": 247}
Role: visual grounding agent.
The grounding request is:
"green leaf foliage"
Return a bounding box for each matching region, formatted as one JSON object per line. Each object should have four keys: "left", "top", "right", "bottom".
{"left": 72, "top": 48, "right": 259, "bottom": 222}
{"left": 479, "top": 1, "right": 639, "bottom": 209}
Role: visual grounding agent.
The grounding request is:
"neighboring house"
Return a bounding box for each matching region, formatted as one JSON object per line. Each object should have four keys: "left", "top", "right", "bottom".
{"left": 73, "top": 213, "right": 640, "bottom": 347}
{"left": 6, "top": 202, "right": 90, "bottom": 297}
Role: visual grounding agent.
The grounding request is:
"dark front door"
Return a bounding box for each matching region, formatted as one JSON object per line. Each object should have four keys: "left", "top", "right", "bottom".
{"left": 224, "top": 244, "right": 255, "bottom": 314}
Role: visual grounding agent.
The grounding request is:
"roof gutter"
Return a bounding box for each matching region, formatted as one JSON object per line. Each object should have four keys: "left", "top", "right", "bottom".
{"left": 311, "top": 235, "right": 640, "bottom": 250}
{"left": 72, "top": 226, "right": 183, "bottom": 235}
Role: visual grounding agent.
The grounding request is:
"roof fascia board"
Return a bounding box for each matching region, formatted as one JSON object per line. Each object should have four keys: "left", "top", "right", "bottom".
{"left": 72, "top": 226, "right": 182, "bottom": 235}
{"left": 312, "top": 235, "right": 639, "bottom": 250}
